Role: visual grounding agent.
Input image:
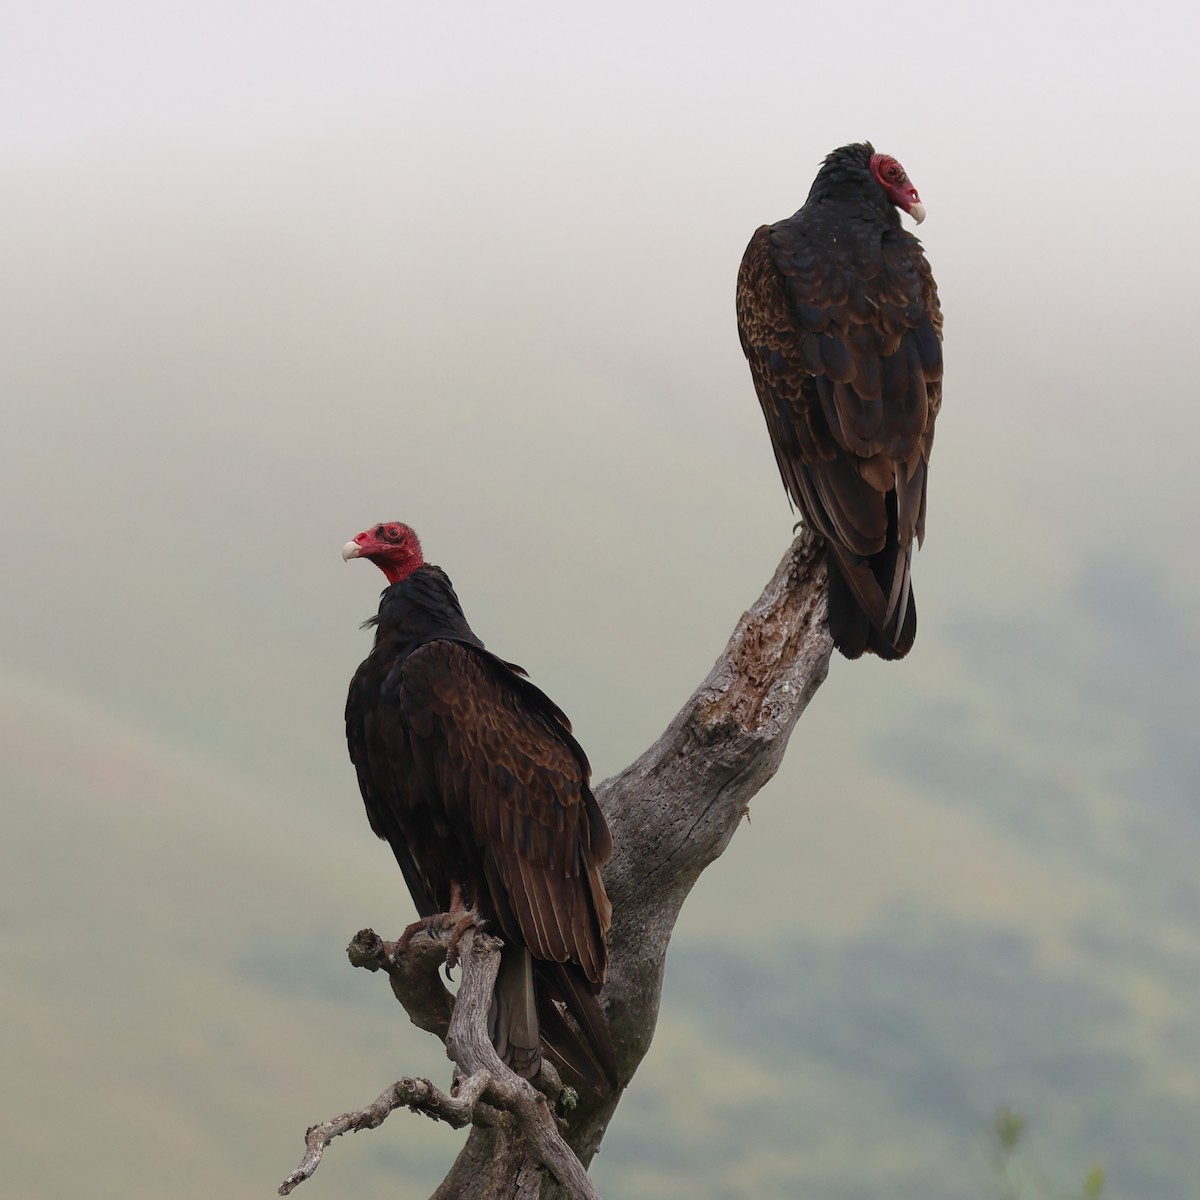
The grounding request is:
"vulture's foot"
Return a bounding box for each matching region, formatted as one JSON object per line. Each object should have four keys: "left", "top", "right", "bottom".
{"left": 392, "top": 916, "right": 434, "bottom": 956}
{"left": 442, "top": 907, "right": 482, "bottom": 970}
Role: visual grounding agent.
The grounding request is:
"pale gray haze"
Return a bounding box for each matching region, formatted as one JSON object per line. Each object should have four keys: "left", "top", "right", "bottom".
{"left": 4, "top": 2, "right": 1199, "bottom": 1197}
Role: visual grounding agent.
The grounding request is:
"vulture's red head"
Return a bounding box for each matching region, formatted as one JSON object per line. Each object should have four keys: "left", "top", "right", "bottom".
{"left": 869, "top": 151, "right": 925, "bottom": 224}
{"left": 342, "top": 522, "right": 425, "bottom": 583}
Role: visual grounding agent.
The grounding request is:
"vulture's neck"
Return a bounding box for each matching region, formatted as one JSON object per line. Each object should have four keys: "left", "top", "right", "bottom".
{"left": 372, "top": 565, "right": 483, "bottom": 654}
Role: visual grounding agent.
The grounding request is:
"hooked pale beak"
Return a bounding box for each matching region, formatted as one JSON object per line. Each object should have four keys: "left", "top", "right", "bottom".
{"left": 908, "top": 200, "right": 926, "bottom": 225}
{"left": 341, "top": 541, "right": 363, "bottom": 561}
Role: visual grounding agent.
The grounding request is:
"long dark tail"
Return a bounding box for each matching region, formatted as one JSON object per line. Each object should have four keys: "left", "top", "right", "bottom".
{"left": 489, "top": 948, "right": 619, "bottom": 1093}
{"left": 536, "top": 961, "right": 619, "bottom": 1093}
{"left": 826, "top": 506, "right": 917, "bottom": 660}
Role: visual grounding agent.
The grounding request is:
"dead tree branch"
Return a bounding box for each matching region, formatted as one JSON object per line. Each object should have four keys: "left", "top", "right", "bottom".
{"left": 345, "top": 926, "right": 454, "bottom": 1038}
{"left": 281, "top": 925, "right": 598, "bottom": 1198}
{"left": 281, "top": 527, "right": 832, "bottom": 1198}
{"left": 278, "top": 1071, "right": 492, "bottom": 1196}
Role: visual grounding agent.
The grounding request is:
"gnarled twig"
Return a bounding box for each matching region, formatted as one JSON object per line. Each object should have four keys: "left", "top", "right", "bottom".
{"left": 346, "top": 926, "right": 454, "bottom": 1038}
{"left": 278, "top": 1071, "right": 493, "bottom": 1195}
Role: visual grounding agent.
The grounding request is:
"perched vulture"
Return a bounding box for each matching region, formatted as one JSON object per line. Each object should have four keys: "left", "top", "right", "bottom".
{"left": 736, "top": 142, "right": 943, "bottom": 659}
{"left": 343, "top": 522, "right": 617, "bottom": 1091}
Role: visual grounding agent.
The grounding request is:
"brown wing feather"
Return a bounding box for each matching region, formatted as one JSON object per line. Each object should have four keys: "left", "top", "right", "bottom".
{"left": 398, "top": 641, "right": 612, "bottom": 988}
{"left": 347, "top": 618, "right": 616, "bottom": 1089}
{"left": 737, "top": 215, "right": 942, "bottom": 659}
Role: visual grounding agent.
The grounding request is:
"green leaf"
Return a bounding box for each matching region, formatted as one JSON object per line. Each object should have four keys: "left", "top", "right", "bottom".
{"left": 1083, "top": 1164, "right": 1106, "bottom": 1198}
{"left": 994, "top": 1105, "right": 1028, "bottom": 1152}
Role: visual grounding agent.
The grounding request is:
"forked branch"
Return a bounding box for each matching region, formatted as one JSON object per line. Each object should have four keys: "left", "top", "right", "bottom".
{"left": 280, "top": 926, "right": 597, "bottom": 1199}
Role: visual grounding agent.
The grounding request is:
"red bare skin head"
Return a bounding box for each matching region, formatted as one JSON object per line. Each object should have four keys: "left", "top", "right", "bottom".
{"left": 869, "top": 152, "right": 926, "bottom": 224}
{"left": 342, "top": 521, "right": 425, "bottom": 584}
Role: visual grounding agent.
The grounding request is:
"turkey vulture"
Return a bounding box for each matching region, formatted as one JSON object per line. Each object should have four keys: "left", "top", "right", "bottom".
{"left": 343, "top": 522, "right": 618, "bottom": 1090}
{"left": 736, "top": 142, "right": 943, "bottom": 659}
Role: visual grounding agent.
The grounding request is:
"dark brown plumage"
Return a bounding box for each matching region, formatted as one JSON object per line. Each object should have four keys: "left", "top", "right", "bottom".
{"left": 736, "top": 142, "right": 943, "bottom": 659}
{"left": 343, "top": 522, "right": 617, "bottom": 1090}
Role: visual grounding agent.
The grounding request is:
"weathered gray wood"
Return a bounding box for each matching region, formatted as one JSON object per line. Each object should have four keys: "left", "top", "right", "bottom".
{"left": 445, "top": 929, "right": 600, "bottom": 1200}
{"left": 281, "top": 528, "right": 833, "bottom": 1197}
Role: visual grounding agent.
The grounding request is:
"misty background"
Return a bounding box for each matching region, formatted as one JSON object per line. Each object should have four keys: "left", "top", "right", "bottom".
{"left": 4, "top": 2, "right": 1199, "bottom": 1197}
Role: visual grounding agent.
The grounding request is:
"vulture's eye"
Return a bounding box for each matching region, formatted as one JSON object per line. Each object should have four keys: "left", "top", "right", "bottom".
{"left": 384, "top": 525, "right": 402, "bottom": 541}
